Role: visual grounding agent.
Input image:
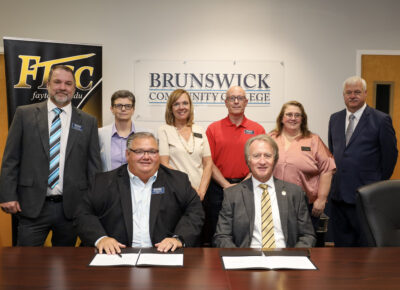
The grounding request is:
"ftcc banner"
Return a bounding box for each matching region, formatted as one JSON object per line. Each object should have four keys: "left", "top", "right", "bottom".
{"left": 3, "top": 37, "right": 102, "bottom": 126}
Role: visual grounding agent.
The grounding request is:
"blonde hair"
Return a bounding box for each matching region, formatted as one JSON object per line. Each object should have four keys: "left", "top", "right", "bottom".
{"left": 165, "top": 89, "right": 194, "bottom": 126}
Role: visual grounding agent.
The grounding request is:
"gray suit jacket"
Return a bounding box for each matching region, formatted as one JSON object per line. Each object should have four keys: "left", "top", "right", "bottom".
{"left": 213, "top": 178, "right": 316, "bottom": 248}
{"left": 0, "top": 101, "right": 101, "bottom": 219}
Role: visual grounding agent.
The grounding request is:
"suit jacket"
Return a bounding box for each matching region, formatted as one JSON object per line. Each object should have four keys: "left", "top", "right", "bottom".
{"left": 98, "top": 122, "right": 151, "bottom": 172}
{"left": 0, "top": 101, "right": 101, "bottom": 219}
{"left": 213, "top": 178, "right": 316, "bottom": 248}
{"left": 75, "top": 164, "right": 204, "bottom": 247}
{"left": 328, "top": 106, "right": 398, "bottom": 204}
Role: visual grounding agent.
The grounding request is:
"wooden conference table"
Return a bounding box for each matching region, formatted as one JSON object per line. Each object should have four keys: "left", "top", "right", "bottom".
{"left": 0, "top": 247, "right": 399, "bottom": 290}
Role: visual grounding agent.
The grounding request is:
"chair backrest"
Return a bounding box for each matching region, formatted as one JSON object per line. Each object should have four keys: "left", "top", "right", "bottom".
{"left": 356, "top": 180, "right": 400, "bottom": 247}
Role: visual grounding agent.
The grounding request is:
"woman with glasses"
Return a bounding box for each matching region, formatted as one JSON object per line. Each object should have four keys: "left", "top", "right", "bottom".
{"left": 269, "top": 101, "right": 336, "bottom": 237}
{"left": 158, "top": 89, "right": 212, "bottom": 201}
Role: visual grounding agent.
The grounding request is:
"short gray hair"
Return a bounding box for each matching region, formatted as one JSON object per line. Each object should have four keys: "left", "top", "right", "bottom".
{"left": 343, "top": 76, "right": 367, "bottom": 92}
{"left": 244, "top": 134, "right": 279, "bottom": 167}
{"left": 126, "top": 132, "right": 158, "bottom": 149}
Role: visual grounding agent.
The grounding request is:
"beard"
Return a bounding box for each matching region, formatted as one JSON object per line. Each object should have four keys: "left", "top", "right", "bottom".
{"left": 49, "top": 91, "right": 73, "bottom": 107}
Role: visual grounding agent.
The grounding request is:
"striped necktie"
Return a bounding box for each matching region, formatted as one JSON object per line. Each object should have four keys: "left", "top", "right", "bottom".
{"left": 48, "top": 108, "right": 62, "bottom": 189}
{"left": 259, "top": 184, "right": 276, "bottom": 248}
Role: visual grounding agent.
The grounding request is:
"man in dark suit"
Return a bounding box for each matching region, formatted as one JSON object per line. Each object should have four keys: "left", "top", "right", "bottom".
{"left": 328, "top": 76, "right": 398, "bottom": 247}
{"left": 75, "top": 132, "right": 204, "bottom": 254}
{"left": 0, "top": 65, "right": 101, "bottom": 246}
{"left": 213, "top": 135, "right": 315, "bottom": 248}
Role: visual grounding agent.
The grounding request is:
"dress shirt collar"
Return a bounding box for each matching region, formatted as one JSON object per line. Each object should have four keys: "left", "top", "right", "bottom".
{"left": 252, "top": 175, "right": 275, "bottom": 192}
{"left": 346, "top": 102, "right": 366, "bottom": 120}
{"left": 222, "top": 115, "right": 249, "bottom": 128}
{"left": 47, "top": 99, "right": 72, "bottom": 116}
{"left": 112, "top": 121, "right": 136, "bottom": 137}
{"left": 127, "top": 166, "right": 158, "bottom": 184}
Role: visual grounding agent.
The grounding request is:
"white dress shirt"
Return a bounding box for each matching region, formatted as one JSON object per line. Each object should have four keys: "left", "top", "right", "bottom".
{"left": 127, "top": 167, "right": 157, "bottom": 247}
{"left": 47, "top": 101, "right": 71, "bottom": 196}
{"left": 250, "top": 176, "right": 286, "bottom": 248}
{"left": 345, "top": 103, "right": 366, "bottom": 132}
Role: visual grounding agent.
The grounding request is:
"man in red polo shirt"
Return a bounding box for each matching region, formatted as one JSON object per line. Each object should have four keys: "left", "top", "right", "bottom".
{"left": 203, "top": 86, "right": 265, "bottom": 245}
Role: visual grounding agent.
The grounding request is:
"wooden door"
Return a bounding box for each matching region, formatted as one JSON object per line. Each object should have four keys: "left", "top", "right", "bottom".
{"left": 0, "top": 54, "right": 12, "bottom": 246}
{"left": 362, "top": 55, "right": 400, "bottom": 179}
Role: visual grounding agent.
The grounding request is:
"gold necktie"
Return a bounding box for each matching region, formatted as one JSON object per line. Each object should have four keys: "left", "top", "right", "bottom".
{"left": 259, "top": 184, "right": 276, "bottom": 248}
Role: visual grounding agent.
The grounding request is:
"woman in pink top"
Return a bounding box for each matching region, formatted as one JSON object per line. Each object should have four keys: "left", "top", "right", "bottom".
{"left": 269, "top": 101, "right": 336, "bottom": 231}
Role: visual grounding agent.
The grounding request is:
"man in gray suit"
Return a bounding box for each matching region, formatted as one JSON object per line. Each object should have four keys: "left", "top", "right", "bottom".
{"left": 0, "top": 65, "right": 101, "bottom": 246}
{"left": 213, "top": 135, "right": 315, "bottom": 248}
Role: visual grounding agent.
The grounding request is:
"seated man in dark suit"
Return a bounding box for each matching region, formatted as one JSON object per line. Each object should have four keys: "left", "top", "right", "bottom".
{"left": 214, "top": 135, "right": 315, "bottom": 248}
{"left": 75, "top": 132, "right": 204, "bottom": 254}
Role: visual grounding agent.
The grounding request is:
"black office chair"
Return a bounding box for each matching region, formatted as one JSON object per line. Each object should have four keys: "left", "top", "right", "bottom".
{"left": 356, "top": 180, "right": 400, "bottom": 247}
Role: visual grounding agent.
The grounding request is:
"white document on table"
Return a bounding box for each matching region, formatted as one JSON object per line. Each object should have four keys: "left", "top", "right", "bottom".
{"left": 90, "top": 253, "right": 139, "bottom": 266}
{"left": 136, "top": 253, "right": 184, "bottom": 267}
{"left": 222, "top": 255, "right": 316, "bottom": 270}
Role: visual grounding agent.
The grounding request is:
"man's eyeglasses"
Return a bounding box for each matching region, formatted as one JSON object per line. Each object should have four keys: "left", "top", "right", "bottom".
{"left": 113, "top": 104, "right": 134, "bottom": 110}
{"left": 128, "top": 148, "right": 159, "bottom": 157}
{"left": 284, "top": 113, "right": 302, "bottom": 119}
{"left": 226, "top": 96, "right": 246, "bottom": 102}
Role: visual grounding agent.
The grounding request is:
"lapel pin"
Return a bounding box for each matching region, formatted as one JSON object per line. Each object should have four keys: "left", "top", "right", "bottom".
{"left": 281, "top": 190, "right": 286, "bottom": 196}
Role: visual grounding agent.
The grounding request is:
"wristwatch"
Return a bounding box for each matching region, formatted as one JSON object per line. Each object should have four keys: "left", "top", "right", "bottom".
{"left": 172, "top": 235, "right": 185, "bottom": 247}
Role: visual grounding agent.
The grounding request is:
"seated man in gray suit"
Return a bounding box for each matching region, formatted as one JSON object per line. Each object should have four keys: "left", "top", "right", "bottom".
{"left": 213, "top": 135, "right": 315, "bottom": 248}
{"left": 76, "top": 132, "right": 204, "bottom": 254}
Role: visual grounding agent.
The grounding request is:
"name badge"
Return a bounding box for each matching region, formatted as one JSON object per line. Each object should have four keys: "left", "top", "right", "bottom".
{"left": 244, "top": 130, "right": 254, "bottom": 135}
{"left": 301, "top": 146, "right": 311, "bottom": 151}
{"left": 152, "top": 187, "right": 165, "bottom": 195}
{"left": 71, "top": 123, "right": 83, "bottom": 131}
{"left": 193, "top": 133, "right": 202, "bottom": 138}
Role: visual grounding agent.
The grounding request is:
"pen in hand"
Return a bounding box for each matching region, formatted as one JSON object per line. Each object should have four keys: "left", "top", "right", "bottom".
{"left": 116, "top": 252, "right": 122, "bottom": 258}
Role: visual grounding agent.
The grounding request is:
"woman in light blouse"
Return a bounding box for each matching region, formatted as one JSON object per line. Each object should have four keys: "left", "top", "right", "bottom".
{"left": 269, "top": 101, "right": 336, "bottom": 227}
{"left": 158, "top": 89, "right": 212, "bottom": 200}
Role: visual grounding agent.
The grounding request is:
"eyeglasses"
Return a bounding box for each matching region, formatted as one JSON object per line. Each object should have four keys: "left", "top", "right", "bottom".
{"left": 344, "top": 90, "right": 363, "bottom": 96}
{"left": 226, "top": 96, "right": 246, "bottom": 102}
{"left": 284, "top": 113, "right": 302, "bottom": 119}
{"left": 113, "top": 104, "right": 134, "bottom": 110}
{"left": 172, "top": 101, "right": 190, "bottom": 108}
{"left": 128, "top": 148, "right": 159, "bottom": 157}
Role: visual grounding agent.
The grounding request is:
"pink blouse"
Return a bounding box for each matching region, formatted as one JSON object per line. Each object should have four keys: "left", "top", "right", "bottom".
{"left": 270, "top": 132, "right": 336, "bottom": 204}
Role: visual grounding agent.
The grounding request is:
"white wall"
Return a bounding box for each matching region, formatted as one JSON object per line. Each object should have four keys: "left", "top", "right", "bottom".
{"left": 1, "top": 0, "right": 400, "bottom": 142}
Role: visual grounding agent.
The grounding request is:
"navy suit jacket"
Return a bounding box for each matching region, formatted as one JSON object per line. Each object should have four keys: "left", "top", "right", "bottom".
{"left": 328, "top": 106, "right": 398, "bottom": 204}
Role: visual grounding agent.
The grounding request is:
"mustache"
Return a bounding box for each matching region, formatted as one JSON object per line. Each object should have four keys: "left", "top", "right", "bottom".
{"left": 55, "top": 90, "right": 68, "bottom": 95}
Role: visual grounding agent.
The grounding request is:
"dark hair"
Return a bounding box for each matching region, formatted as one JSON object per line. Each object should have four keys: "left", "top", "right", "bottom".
{"left": 111, "top": 90, "right": 136, "bottom": 107}
{"left": 273, "top": 100, "right": 310, "bottom": 137}
{"left": 48, "top": 65, "right": 75, "bottom": 84}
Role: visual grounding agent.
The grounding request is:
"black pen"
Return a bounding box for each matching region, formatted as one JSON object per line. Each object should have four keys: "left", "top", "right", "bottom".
{"left": 116, "top": 252, "right": 122, "bottom": 258}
